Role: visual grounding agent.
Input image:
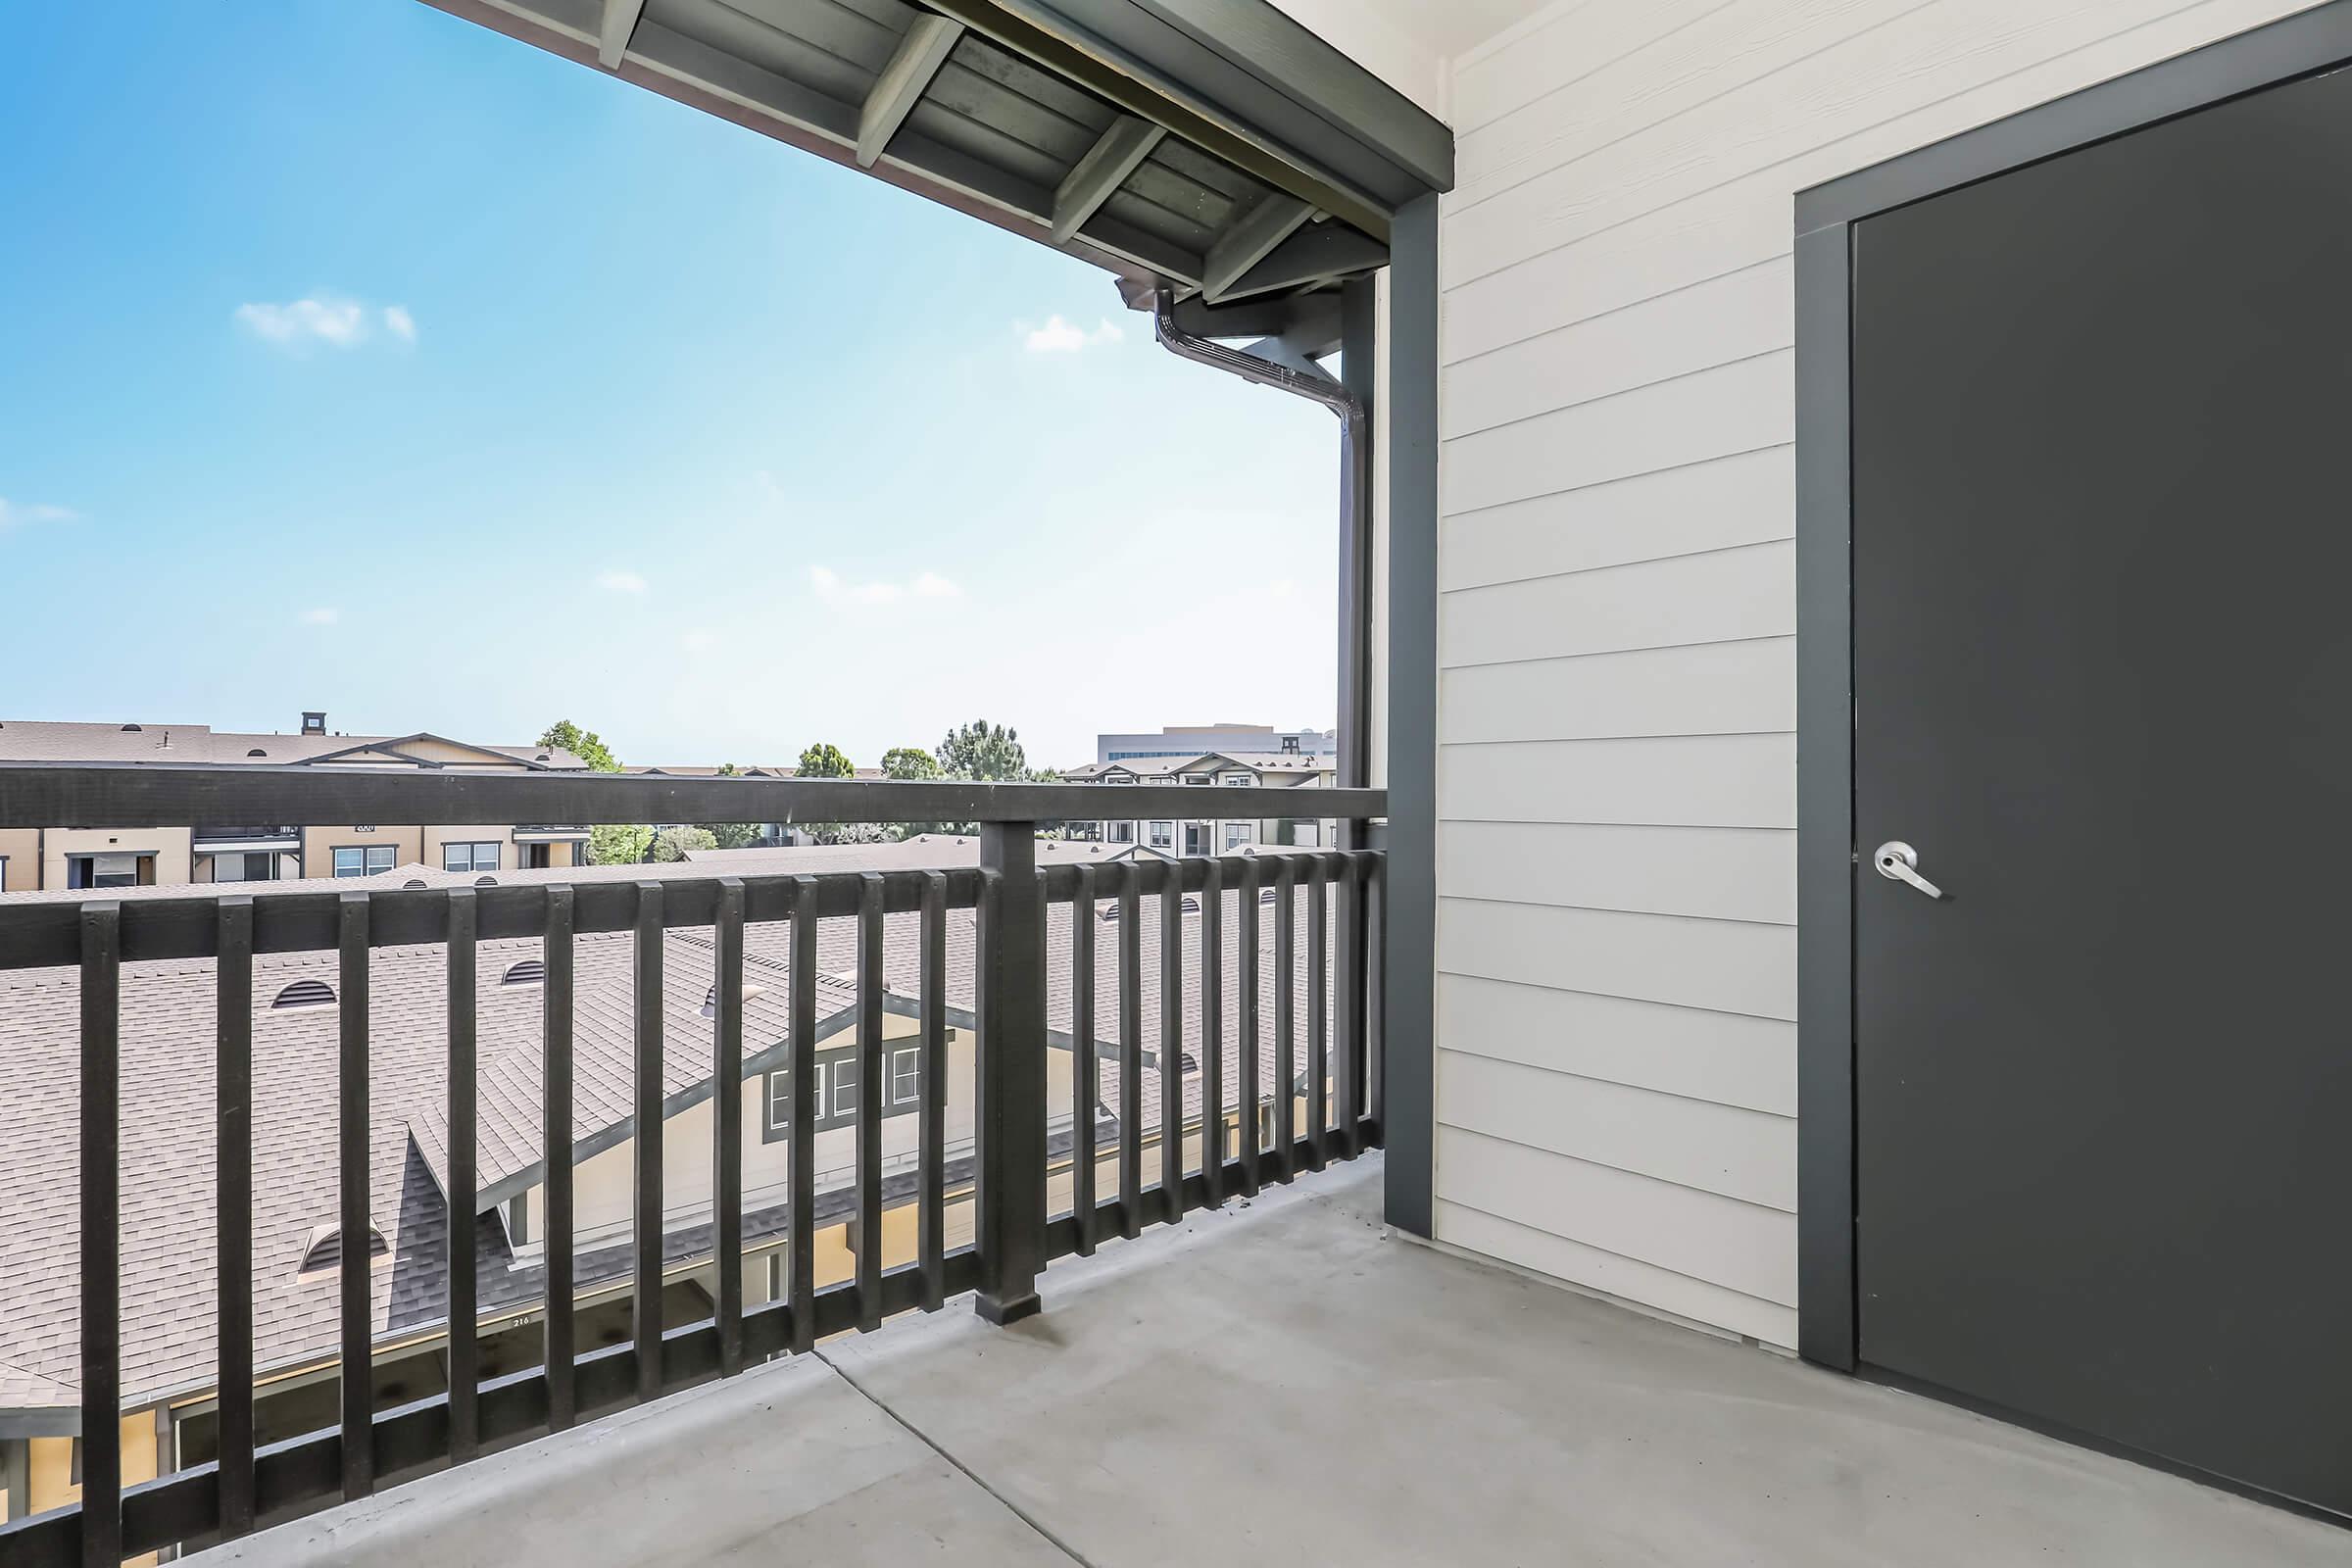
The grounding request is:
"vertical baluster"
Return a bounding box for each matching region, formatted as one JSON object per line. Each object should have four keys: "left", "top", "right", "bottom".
{"left": 216, "top": 899, "right": 256, "bottom": 1537}
{"left": 79, "top": 902, "right": 121, "bottom": 1568}
{"left": 444, "top": 892, "right": 478, "bottom": 1462}
{"left": 1274, "top": 860, "right": 1297, "bottom": 1182}
{"left": 1117, "top": 863, "right": 1142, "bottom": 1240}
{"left": 918, "top": 872, "right": 948, "bottom": 1309}
{"left": 713, "top": 880, "right": 746, "bottom": 1377}
{"left": 1236, "top": 858, "right": 1260, "bottom": 1200}
{"left": 856, "top": 874, "right": 885, "bottom": 1332}
{"left": 1069, "top": 866, "right": 1097, "bottom": 1255}
{"left": 788, "top": 878, "right": 817, "bottom": 1354}
{"left": 1307, "top": 856, "right": 1329, "bottom": 1171}
{"left": 1333, "top": 855, "right": 1362, "bottom": 1161}
{"left": 542, "top": 886, "right": 576, "bottom": 1431}
{"left": 633, "top": 884, "right": 665, "bottom": 1401}
{"left": 1364, "top": 855, "right": 1383, "bottom": 1132}
{"left": 337, "top": 893, "right": 372, "bottom": 1498}
{"left": 1158, "top": 864, "right": 1183, "bottom": 1224}
{"left": 1200, "top": 861, "right": 1223, "bottom": 1205}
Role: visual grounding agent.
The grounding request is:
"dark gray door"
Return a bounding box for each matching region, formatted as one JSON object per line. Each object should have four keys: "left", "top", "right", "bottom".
{"left": 1852, "top": 61, "right": 2352, "bottom": 1515}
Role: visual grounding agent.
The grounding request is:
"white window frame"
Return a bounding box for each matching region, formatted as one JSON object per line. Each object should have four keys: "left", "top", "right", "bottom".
{"left": 443, "top": 841, "right": 501, "bottom": 874}
{"left": 831, "top": 1058, "right": 858, "bottom": 1119}
{"left": 766, "top": 1070, "right": 792, "bottom": 1132}
{"left": 892, "top": 1047, "right": 919, "bottom": 1105}
{"left": 333, "top": 845, "right": 397, "bottom": 878}
{"left": 1220, "top": 774, "right": 1255, "bottom": 786}
{"left": 1108, "top": 821, "right": 1136, "bottom": 844}
{"left": 1224, "top": 821, "right": 1254, "bottom": 850}
{"left": 1147, "top": 820, "right": 1174, "bottom": 849}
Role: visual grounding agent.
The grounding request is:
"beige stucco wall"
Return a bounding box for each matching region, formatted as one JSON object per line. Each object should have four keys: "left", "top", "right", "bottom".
{"left": 301, "top": 825, "right": 422, "bottom": 879}
{"left": 27, "top": 1413, "right": 159, "bottom": 1563}
{"left": 42, "top": 827, "right": 192, "bottom": 889}
{"left": 0, "top": 828, "right": 38, "bottom": 891}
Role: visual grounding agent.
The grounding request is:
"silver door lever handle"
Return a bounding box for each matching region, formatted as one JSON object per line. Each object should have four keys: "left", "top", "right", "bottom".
{"left": 1873, "top": 841, "right": 1943, "bottom": 899}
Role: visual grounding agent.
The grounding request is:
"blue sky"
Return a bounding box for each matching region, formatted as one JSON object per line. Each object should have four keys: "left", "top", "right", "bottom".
{"left": 0, "top": 2, "right": 1339, "bottom": 770}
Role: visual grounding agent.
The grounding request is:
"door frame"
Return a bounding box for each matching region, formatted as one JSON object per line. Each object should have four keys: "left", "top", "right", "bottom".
{"left": 1792, "top": 0, "right": 2352, "bottom": 1373}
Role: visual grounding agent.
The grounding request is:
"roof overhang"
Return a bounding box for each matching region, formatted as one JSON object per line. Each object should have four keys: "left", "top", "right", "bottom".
{"left": 416, "top": 0, "right": 1448, "bottom": 313}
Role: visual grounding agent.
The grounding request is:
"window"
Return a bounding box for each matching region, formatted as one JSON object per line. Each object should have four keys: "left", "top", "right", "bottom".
{"left": 1108, "top": 821, "right": 1135, "bottom": 844}
{"left": 1147, "top": 820, "right": 1174, "bottom": 849}
{"left": 892, "top": 1047, "right": 920, "bottom": 1105}
{"left": 1220, "top": 774, "right": 1254, "bottom": 786}
{"left": 831, "top": 1058, "right": 858, "bottom": 1119}
{"left": 1224, "top": 821, "right": 1254, "bottom": 850}
{"left": 213, "top": 850, "right": 279, "bottom": 883}
{"left": 766, "top": 1071, "right": 792, "bottom": 1132}
{"left": 334, "top": 845, "right": 395, "bottom": 877}
{"left": 1181, "top": 774, "right": 1210, "bottom": 785}
{"left": 69, "top": 852, "right": 149, "bottom": 890}
{"left": 443, "top": 841, "right": 500, "bottom": 874}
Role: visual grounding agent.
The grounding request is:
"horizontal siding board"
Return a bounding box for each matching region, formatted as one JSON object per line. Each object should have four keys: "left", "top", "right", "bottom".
{"left": 1440, "top": 636, "right": 1794, "bottom": 744}
{"left": 1439, "top": 821, "right": 1795, "bottom": 925}
{"left": 1437, "top": 734, "right": 1796, "bottom": 827}
{"left": 1441, "top": 352, "right": 1791, "bottom": 516}
{"left": 1439, "top": 899, "right": 1797, "bottom": 1021}
{"left": 1442, "top": 540, "right": 1794, "bottom": 667}
{"left": 1435, "top": 1125, "right": 1798, "bottom": 1306}
{"left": 1438, "top": 975, "right": 1796, "bottom": 1116}
{"left": 1444, "top": 258, "right": 1795, "bottom": 439}
{"left": 1440, "top": 447, "right": 1794, "bottom": 593}
{"left": 1451, "top": 0, "right": 1728, "bottom": 136}
{"left": 1435, "top": 1198, "right": 1799, "bottom": 1347}
{"left": 1453, "top": 0, "right": 1919, "bottom": 211}
{"left": 1445, "top": 0, "right": 2280, "bottom": 287}
{"left": 1439, "top": 1050, "right": 1797, "bottom": 1209}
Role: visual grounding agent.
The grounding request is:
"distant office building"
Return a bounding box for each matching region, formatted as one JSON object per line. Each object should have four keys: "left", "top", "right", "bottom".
{"left": 1094, "top": 723, "right": 1335, "bottom": 766}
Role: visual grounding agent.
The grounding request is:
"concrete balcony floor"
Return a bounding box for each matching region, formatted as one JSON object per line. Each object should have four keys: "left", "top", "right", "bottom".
{"left": 191, "top": 1157, "right": 2350, "bottom": 1567}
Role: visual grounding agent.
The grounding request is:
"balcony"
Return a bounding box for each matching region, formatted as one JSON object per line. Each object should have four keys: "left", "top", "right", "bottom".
{"left": 0, "top": 765, "right": 1386, "bottom": 1566}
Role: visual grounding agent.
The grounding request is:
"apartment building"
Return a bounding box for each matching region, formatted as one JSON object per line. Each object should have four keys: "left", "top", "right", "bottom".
{"left": 1068, "top": 746, "right": 1336, "bottom": 854}
{"left": 0, "top": 713, "right": 592, "bottom": 892}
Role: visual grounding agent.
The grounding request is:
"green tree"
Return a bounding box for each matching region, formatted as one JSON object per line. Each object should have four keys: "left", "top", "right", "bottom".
{"left": 881, "top": 746, "right": 941, "bottom": 780}
{"left": 709, "top": 762, "right": 761, "bottom": 850}
{"left": 651, "top": 825, "right": 717, "bottom": 862}
{"left": 938, "top": 720, "right": 1029, "bottom": 782}
{"left": 590, "top": 823, "right": 655, "bottom": 865}
{"left": 538, "top": 719, "right": 619, "bottom": 774}
{"left": 797, "top": 742, "right": 855, "bottom": 778}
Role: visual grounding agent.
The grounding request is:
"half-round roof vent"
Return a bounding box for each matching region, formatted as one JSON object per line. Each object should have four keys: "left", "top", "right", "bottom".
{"left": 296, "top": 1221, "right": 388, "bottom": 1275}
{"left": 1258, "top": 886, "right": 1278, "bottom": 904}
{"left": 1180, "top": 896, "right": 1200, "bottom": 913}
{"left": 700, "top": 981, "right": 769, "bottom": 1018}
{"left": 473, "top": 875, "right": 497, "bottom": 887}
{"left": 121, "top": 723, "right": 142, "bottom": 732}
{"left": 247, "top": 748, "right": 268, "bottom": 758}
{"left": 404, "top": 879, "right": 427, "bottom": 890}
{"left": 504, "top": 958, "right": 545, "bottom": 986}
{"left": 270, "top": 979, "right": 335, "bottom": 1010}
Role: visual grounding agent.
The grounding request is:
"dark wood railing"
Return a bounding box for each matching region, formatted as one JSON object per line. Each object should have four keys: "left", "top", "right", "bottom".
{"left": 0, "top": 770, "right": 1385, "bottom": 1566}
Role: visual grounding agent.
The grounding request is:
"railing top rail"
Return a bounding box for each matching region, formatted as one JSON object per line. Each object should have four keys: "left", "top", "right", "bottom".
{"left": 0, "top": 762, "right": 1387, "bottom": 829}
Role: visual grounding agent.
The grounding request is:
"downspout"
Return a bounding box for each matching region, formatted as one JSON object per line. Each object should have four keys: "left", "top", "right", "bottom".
{"left": 1151, "top": 284, "right": 1375, "bottom": 816}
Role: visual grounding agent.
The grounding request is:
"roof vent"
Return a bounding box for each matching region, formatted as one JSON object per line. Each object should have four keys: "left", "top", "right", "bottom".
{"left": 270, "top": 979, "right": 335, "bottom": 1010}
{"left": 1180, "top": 896, "right": 1200, "bottom": 913}
{"left": 504, "top": 958, "right": 545, "bottom": 986}
{"left": 1099, "top": 902, "right": 1119, "bottom": 921}
{"left": 701, "top": 981, "right": 770, "bottom": 1018}
{"left": 296, "top": 1221, "right": 387, "bottom": 1275}
{"left": 535, "top": 753, "right": 551, "bottom": 761}
{"left": 247, "top": 748, "right": 268, "bottom": 758}
{"left": 1258, "top": 887, "right": 1278, "bottom": 904}
{"left": 404, "top": 879, "right": 427, "bottom": 890}
{"left": 474, "top": 875, "right": 496, "bottom": 887}
{"left": 121, "top": 723, "right": 141, "bottom": 733}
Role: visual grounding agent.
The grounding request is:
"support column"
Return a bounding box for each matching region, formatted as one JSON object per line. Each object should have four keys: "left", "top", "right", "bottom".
{"left": 974, "top": 823, "right": 1046, "bottom": 1324}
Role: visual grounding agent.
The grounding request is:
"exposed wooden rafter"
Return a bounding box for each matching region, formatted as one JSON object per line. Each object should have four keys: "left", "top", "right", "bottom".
{"left": 1201, "top": 194, "right": 1313, "bottom": 301}
{"left": 1051, "top": 116, "right": 1165, "bottom": 243}
{"left": 857, "top": 16, "right": 965, "bottom": 169}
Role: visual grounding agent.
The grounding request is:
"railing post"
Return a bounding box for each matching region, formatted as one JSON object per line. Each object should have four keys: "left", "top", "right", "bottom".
{"left": 975, "top": 822, "right": 1046, "bottom": 1326}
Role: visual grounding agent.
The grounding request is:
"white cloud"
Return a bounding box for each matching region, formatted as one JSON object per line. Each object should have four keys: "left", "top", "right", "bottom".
{"left": 596, "top": 568, "right": 648, "bottom": 595}
{"left": 680, "top": 629, "right": 718, "bottom": 653}
{"left": 1021, "top": 315, "right": 1124, "bottom": 353}
{"left": 298, "top": 607, "right": 340, "bottom": 626}
{"left": 0, "top": 498, "right": 75, "bottom": 532}
{"left": 234, "top": 296, "right": 417, "bottom": 350}
{"left": 810, "top": 565, "right": 960, "bottom": 607}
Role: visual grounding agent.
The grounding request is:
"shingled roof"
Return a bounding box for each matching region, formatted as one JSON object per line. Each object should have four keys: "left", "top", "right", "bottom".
{"left": 0, "top": 853, "right": 1337, "bottom": 1415}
